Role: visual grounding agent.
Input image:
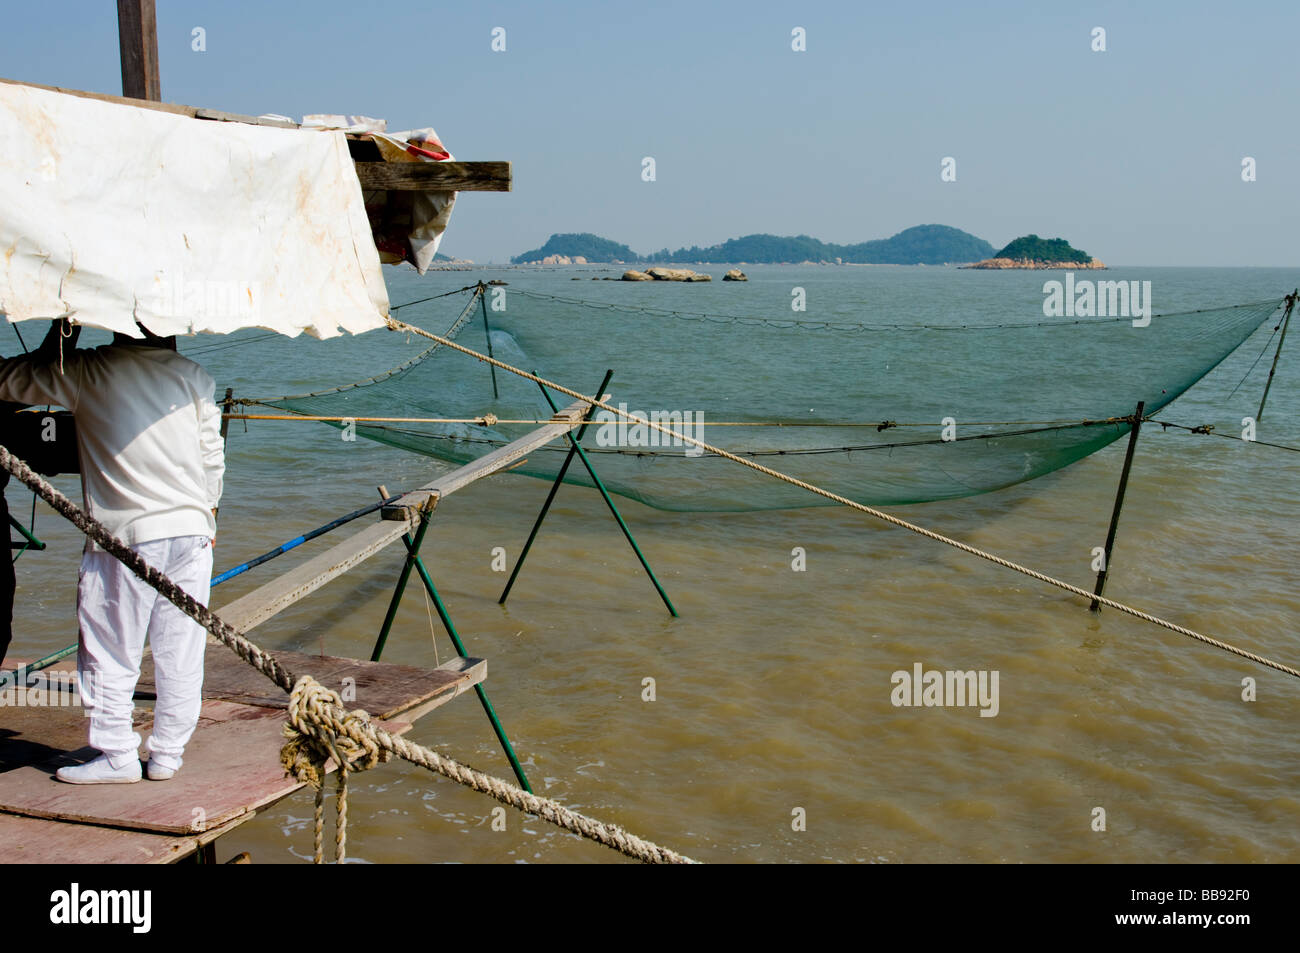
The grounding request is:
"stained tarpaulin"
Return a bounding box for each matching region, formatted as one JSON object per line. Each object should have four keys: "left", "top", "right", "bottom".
{"left": 0, "top": 81, "right": 390, "bottom": 338}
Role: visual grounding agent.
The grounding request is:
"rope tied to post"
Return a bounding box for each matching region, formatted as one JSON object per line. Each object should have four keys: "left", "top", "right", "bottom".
{"left": 280, "top": 675, "right": 390, "bottom": 864}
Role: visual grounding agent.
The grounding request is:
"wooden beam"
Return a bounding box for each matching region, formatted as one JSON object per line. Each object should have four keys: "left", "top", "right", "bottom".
{"left": 194, "top": 107, "right": 298, "bottom": 129}
{"left": 116, "top": 0, "right": 161, "bottom": 102}
{"left": 216, "top": 399, "right": 594, "bottom": 633}
{"left": 0, "top": 75, "right": 193, "bottom": 117}
{"left": 355, "top": 161, "right": 512, "bottom": 193}
{"left": 218, "top": 519, "right": 411, "bottom": 633}
{"left": 0, "top": 76, "right": 509, "bottom": 192}
{"left": 388, "top": 397, "right": 594, "bottom": 513}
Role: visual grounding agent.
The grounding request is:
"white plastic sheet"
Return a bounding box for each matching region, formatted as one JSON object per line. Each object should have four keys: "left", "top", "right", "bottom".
{"left": 0, "top": 82, "right": 390, "bottom": 338}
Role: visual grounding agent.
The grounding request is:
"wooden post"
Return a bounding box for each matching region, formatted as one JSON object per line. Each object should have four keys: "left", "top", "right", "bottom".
{"left": 219, "top": 387, "right": 234, "bottom": 443}
{"left": 116, "top": 0, "right": 161, "bottom": 102}
{"left": 1091, "top": 401, "right": 1145, "bottom": 612}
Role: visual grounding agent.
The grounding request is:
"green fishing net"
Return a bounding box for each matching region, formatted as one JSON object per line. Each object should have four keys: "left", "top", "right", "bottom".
{"left": 263, "top": 291, "right": 1282, "bottom": 511}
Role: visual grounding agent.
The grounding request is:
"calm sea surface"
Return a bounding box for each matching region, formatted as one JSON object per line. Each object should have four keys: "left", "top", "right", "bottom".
{"left": 6, "top": 264, "right": 1300, "bottom": 863}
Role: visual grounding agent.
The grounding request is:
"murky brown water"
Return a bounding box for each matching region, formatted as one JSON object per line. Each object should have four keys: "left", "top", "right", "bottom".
{"left": 6, "top": 266, "right": 1299, "bottom": 863}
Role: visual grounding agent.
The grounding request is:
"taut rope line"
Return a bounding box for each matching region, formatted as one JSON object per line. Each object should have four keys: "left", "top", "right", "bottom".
{"left": 0, "top": 445, "right": 696, "bottom": 865}
{"left": 385, "top": 316, "right": 1300, "bottom": 682}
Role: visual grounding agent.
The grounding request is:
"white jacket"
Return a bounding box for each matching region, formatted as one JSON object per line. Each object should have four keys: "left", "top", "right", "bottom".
{"left": 0, "top": 344, "right": 224, "bottom": 547}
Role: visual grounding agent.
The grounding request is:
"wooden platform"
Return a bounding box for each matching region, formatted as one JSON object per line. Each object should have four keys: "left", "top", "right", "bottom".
{"left": 0, "top": 648, "right": 485, "bottom": 860}
{"left": 0, "top": 810, "right": 246, "bottom": 864}
{"left": 138, "top": 643, "right": 485, "bottom": 721}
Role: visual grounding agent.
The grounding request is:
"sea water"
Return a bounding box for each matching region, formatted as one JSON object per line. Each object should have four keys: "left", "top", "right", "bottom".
{"left": 5, "top": 264, "right": 1298, "bottom": 863}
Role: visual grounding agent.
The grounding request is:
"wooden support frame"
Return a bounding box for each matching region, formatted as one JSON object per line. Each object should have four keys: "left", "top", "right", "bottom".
{"left": 116, "top": 0, "right": 160, "bottom": 101}
{"left": 0, "top": 76, "right": 512, "bottom": 192}
{"left": 216, "top": 398, "right": 593, "bottom": 635}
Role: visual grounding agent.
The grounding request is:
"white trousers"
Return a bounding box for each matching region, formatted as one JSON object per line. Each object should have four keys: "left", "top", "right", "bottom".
{"left": 77, "top": 535, "right": 212, "bottom": 770}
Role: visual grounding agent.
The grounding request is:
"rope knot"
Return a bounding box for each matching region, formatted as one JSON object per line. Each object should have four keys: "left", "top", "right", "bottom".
{"left": 280, "top": 675, "right": 388, "bottom": 789}
{"left": 479, "top": 413, "right": 499, "bottom": 426}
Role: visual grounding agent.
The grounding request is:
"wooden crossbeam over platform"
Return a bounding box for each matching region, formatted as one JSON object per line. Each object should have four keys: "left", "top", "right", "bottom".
{"left": 0, "top": 75, "right": 512, "bottom": 192}
{"left": 217, "top": 398, "right": 596, "bottom": 634}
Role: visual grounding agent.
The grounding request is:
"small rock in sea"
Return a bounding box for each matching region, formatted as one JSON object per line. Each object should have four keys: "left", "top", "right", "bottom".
{"left": 646, "top": 267, "right": 710, "bottom": 281}
{"left": 488, "top": 279, "right": 508, "bottom": 285}
{"left": 722, "top": 269, "right": 748, "bottom": 281}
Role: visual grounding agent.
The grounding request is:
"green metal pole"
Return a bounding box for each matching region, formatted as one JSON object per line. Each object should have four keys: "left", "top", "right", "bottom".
{"left": 537, "top": 385, "right": 678, "bottom": 618}
{"left": 0, "top": 642, "right": 77, "bottom": 693}
{"left": 8, "top": 513, "right": 45, "bottom": 550}
{"left": 368, "top": 498, "right": 533, "bottom": 790}
{"left": 406, "top": 545, "right": 532, "bottom": 792}
{"left": 369, "top": 502, "right": 435, "bottom": 662}
{"left": 499, "top": 369, "right": 614, "bottom": 605}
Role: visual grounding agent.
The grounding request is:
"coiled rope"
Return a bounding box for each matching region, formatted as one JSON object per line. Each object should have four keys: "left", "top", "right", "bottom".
{"left": 0, "top": 445, "right": 696, "bottom": 865}
{"left": 385, "top": 316, "right": 1300, "bottom": 682}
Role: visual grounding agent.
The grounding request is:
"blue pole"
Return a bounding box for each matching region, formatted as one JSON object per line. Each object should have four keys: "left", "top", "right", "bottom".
{"left": 210, "top": 493, "right": 402, "bottom": 586}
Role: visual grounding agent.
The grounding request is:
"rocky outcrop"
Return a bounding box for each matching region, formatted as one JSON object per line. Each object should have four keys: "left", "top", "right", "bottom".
{"left": 621, "top": 269, "right": 654, "bottom": 281}
{"left": 961, "top": 257, "right": 1106, "bottom": 270}
{"left": 722, "top": 269, "right": 748, "bottom": 281}
{"left": 531, "top": 254, "right": 589, "bottom": 265}
{"left": 646, "top": 267, "right": 711, "bottom": 281}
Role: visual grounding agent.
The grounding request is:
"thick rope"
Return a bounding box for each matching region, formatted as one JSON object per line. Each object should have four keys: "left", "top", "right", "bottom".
{"left": 0, "top": 445, "right": 697, "bottom": 865}
{"left": 386, "top": 317, "right": 1300, "bottom": 682}
{"left": 281, "top": 676, "right": 389, "bottom": 864}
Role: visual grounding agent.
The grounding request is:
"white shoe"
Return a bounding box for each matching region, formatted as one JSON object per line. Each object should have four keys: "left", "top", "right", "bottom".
{"left": 145, "top": 759, "right": 177, "bottom": 781}
{"left": 55, "top": 754, "right": 141, "bottom": 784}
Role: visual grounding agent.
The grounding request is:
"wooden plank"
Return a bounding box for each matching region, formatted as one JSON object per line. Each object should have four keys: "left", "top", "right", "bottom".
{"left": 1, "top": 704, "right": 113, "bottom": 775}
{"left": 355, "top": 161, "right": 512, "bottom": 192}
{"left": 0, "top": 811, "right": 249, "bottom": 864}
{"left": 387, "top": 396, "right": 594, "bottom": 515}
{"left": 116, "top": 0, "right": 161, "bottom": 101}
{"left": 398, "top": 657, "right": 484, "bottom": 723}
{"left": 194, "top": 107, "right": 299, "bottom": 128}
{"left": 137, "top": 644, "right": 486, "bottom": 720}
{"left": 0, "top": 75, "right": 194, "bottom": 117}
{"left": 217, "top": 519, "right": 411, "bottom": 633}
{"left": 0, "top": 699, "right": 412, "bottom": 835}
{"left": 219, "top": 401, "right": 593, "bottom": 633}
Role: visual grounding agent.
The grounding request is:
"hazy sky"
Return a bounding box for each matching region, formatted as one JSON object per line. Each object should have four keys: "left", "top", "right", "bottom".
{"left": 3, "top": 1, "right": 1298, "bottom": 265}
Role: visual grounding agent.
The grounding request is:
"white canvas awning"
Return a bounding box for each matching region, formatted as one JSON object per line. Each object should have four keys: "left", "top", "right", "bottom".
{"left": 0, "top": 81, "right": 389, "bottom": 338}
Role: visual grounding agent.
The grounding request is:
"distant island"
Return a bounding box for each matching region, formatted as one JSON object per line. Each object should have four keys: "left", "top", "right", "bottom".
{"left": 511, "top": 225, "right": 995, "bottom": 266}
{"left": 963, "top": 234, "right": 1105, "bottom": 270}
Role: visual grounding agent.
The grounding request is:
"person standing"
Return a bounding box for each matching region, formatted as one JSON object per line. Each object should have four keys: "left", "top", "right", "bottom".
{"left": 0, "top": 319, "right": 224, "bottom": 783}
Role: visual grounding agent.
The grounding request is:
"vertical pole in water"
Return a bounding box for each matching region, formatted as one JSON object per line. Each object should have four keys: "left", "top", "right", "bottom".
{"left": 1091, "top": 401, "right": 1145, "bottom": 612}
{"left": 116, "top": 0, "right": 161, "bottom": 101}
{"left": 479, "top": 282, "right": 500, "bottom": 400}
{"left": 1255, "top": 290, "right": 1297, "bottom": 424}
{"left": 498, "top": 369, "right": 614, "bottom": 605}
{"left": 219, "top": 388, "right": 234, "bottom": 444}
